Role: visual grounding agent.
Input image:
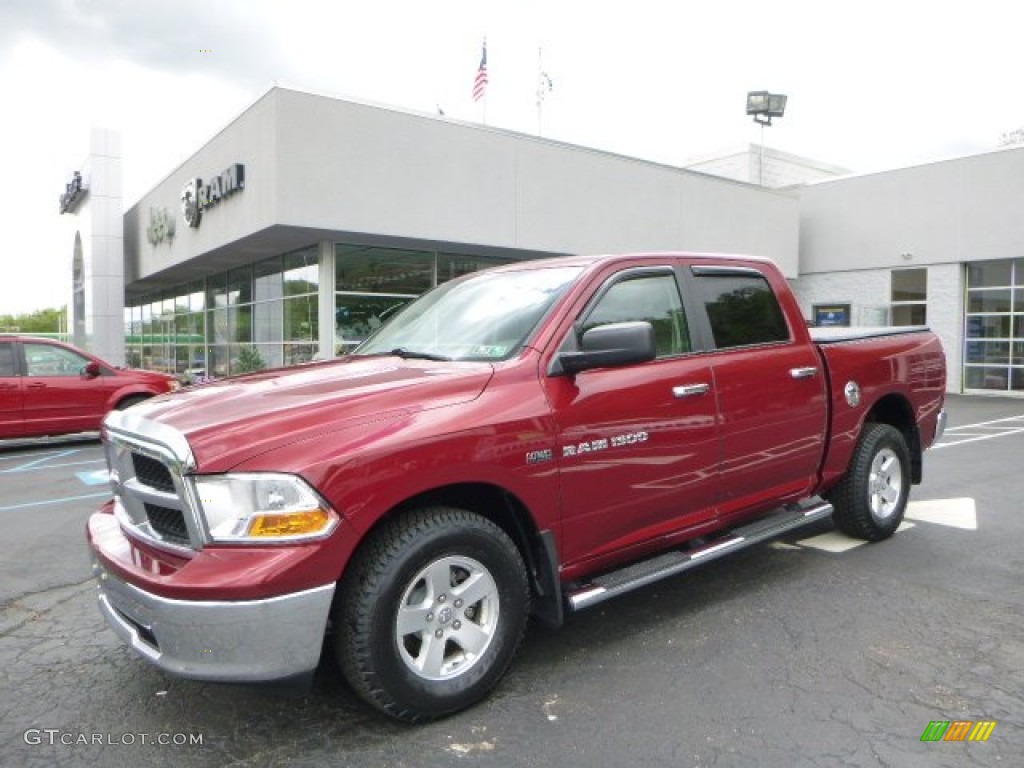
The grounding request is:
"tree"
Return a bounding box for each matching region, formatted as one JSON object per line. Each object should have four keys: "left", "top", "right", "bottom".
{"left": 235, "top": 345, "right": 266, "bottom": 373}
{"left": 0, "top": 307, "right": 65, "bottom": 333}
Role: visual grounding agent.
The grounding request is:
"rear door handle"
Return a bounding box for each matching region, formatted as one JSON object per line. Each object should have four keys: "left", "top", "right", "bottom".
{"left": 790, "top": 367, "right": 818, "bottom": 379}
{"left": 672, "top": 383, "right": 710, "bottom": 398}
{"left": 27, "top": 382, "right": 47, "bottom": 389}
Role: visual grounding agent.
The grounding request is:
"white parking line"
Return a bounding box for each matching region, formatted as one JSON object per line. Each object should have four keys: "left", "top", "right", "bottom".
{"left": 0, "top": 491, "right": 110, "bottom": 512}
{"left": 905, "top": 497, "right": 977, "bottom": 530}
{"left": 797, "top": 521, "right": 916, "bottom": 553}
{"left": 0, "top": 458, "right": 104, "bottom": 474}
{"left": 933, "top": 413, "right": 1024, "bottom": 449}
{"left": 0, "top": 448, "right": 80, "bottom": 472}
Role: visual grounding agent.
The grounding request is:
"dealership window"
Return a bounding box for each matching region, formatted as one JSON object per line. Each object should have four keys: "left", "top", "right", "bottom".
{"left": 964, "top": 258, "right": 1024, "bottom": 393}
{"left": 125, "top": 243, "right": 519, "bottom": 374}
{"left": 333, "top": 245, "right": 509, "bottom": 353}
{"left": 890, "top": 268, "right": 927, "bottom": 326}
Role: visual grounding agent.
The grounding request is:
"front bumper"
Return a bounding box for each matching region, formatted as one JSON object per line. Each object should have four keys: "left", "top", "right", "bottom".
{"left": 91, "top": 555, "right": 335, "bottom": 682}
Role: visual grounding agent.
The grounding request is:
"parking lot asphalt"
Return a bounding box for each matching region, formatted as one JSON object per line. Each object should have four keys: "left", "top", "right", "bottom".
{"left": 1, "top": 394, "right": 1022, "bottom": 767}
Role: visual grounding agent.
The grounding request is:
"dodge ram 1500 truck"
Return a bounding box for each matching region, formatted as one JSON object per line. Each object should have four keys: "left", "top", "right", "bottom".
{"left": 87, "top": 252, "right": 947, "bottom": 722}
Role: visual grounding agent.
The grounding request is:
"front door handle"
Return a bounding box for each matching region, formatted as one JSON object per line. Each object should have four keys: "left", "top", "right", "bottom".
{"left": 673, "top": 383, "right": 710, "bottom": 398}
{"left": 790, "top": 367, "right": 818, "bottom": 379}
{"left": 27, "top": 382, "right": 47, "bottom": 389}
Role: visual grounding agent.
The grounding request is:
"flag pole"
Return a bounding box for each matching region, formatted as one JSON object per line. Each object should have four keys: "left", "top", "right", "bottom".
{"left": 536, "top": 47, "right": 552, "bottom": 137}
{"left": 536, "top": 47, "right": 543, "bottom": 136}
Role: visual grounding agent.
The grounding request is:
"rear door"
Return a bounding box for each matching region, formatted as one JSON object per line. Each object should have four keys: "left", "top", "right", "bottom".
{"left": 0, "top": 340, "right": 23, "bottom": 438}
{"left": 21, "top": 342, "right": 110, "bottom": 436}
{"left": 687, "top": 264, "right": 827, "bottom": 519}
{"left": 543, "top": 264, "right": 720, "bottom": 567}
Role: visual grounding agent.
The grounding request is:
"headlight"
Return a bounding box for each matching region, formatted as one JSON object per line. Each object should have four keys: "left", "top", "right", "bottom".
{"left": 190, "top": 473, "right": 338, "bottom": 542}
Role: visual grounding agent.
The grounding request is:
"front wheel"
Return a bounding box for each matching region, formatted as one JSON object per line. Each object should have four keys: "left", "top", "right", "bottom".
{"left": 830, "top": 422, "right": 911, "bottom": 541}
{"left": 335, "top": 507, "right": 530, "bottom": 722}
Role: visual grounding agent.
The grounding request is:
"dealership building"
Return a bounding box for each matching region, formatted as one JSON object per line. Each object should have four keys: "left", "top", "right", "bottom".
{"left": 63, "top": 86, "right": 1024, "bottom": 394}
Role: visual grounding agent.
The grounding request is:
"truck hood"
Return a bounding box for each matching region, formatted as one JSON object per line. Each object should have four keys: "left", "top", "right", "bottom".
{"left": 132, "top": 356, "right": 494, "bottom": 471}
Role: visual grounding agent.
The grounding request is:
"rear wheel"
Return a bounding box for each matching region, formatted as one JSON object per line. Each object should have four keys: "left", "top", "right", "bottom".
{"left": 830, "top": 422, "right": 911, "bottom": 541}
{"left": 335, "top": 507, "right": 530, "bottom": 722}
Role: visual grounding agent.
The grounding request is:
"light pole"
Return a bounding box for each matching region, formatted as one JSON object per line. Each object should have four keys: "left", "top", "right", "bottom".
{"left": 746, "top": 91, "right": 787, "bottom": 185}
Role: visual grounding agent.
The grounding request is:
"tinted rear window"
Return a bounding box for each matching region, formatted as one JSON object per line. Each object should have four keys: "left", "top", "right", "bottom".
{"left": 695, "top": 274, "right": 790, "bottom": 348}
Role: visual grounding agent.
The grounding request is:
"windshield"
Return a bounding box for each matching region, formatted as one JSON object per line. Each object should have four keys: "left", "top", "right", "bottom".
{"left": 353, "top": 265, "right": 583, "bottom": 361}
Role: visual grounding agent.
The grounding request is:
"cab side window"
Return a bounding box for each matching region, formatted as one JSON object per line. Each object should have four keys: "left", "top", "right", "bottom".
{"left": 581, "top": 273, "right": 691, "bottom": 358}
{"left": 694, "top": 273, "right": 790, "bottom": 349}
{"left": 24, "top": 343, "right": 90, "bottom": 377}
{"left": 0, "top": 342, "right": 15, "bottom": 376}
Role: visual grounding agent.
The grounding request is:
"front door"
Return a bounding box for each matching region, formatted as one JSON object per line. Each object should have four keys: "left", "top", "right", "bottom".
{"left": 21, "top": 342, "right": 109, "bottom": 436}
{"left": 543, "top": 265, "right": 720, "bottom": 567}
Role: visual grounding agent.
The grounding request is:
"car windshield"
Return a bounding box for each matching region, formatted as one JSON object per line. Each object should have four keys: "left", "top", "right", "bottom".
{"left": 353, "top": 265, "right": 583, "bottom": 362}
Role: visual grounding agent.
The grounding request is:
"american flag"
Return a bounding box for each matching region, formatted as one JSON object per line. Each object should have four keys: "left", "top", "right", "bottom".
{"left": 472, "top": 40, "right": 488, "bottom": 102}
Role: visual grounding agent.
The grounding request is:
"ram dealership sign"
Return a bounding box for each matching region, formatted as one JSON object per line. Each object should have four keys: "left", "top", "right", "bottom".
{"left": 59, "top": 171, "right": 88, "bottom": 214}
{"left": 181, "top": 163, "right": 245, "bottom": 228}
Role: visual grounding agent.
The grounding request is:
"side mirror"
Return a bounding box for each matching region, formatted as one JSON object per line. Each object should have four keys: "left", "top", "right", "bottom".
{"left": 558, "top": 321, "right": 656, "bottom": 375}
{"left": 83, "top": 361, "right": 101, "bottom": 377}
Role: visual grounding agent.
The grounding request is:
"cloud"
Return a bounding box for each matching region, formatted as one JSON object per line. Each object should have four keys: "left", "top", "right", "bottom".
{"left": 0, "top": 0, "right": 292, "bottom": 88}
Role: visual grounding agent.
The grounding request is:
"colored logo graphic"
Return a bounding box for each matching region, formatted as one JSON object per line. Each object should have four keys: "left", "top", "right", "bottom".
{"left": 920, "top": 720, "right": 996, "bottom": 742}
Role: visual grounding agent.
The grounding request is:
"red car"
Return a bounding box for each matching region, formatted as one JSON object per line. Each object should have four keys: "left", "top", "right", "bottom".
{"left": 0, "top": 335, "right": 179, "bottom": 440}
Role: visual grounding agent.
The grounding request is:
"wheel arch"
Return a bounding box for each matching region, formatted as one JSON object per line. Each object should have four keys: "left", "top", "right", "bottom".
{"left": 348, "top": 482, "right": 563, "bottom": 628}
{"left": 864, "top": 392, "right": 921, "bottom": 483}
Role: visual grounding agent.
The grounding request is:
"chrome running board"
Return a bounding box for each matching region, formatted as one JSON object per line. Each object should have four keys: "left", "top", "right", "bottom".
{"left": 566, "top": 498, "right": 833, "bottom": 612}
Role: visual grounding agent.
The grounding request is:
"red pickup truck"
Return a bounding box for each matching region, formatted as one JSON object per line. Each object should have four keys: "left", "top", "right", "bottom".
{"left": 87, "top": 253, "right": 946, "bottom": 722}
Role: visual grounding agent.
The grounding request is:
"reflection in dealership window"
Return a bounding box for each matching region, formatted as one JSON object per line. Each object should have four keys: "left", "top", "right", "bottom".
{"left": 336, "top": 294, "right": 414, "bottom": 353}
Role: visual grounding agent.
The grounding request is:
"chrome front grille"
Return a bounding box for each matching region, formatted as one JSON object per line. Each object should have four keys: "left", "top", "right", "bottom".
{"left": 132, "top": 453, "right": 175, "bottom": 493}
{"left": 103, "top": 409, "right": 202, "bottom": 553}
{"left": 143, "top": 503, "right": 190, "bottom": 546}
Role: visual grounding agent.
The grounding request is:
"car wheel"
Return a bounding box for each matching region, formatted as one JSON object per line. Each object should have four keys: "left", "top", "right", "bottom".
{"left": 115, "top": 395, "right": 149, "bottom": 410}
{"left": 830, "top": 422, "right": 911, "bottom": 541}
{"left": 335, "top": 507, "right": 530, "bottom": 722}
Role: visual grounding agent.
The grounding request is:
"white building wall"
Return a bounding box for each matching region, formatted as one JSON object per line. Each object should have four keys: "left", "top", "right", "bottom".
{"left": 683, "top": 145, "right": 849, "bottom": 189}
{"left": 65, "top": 127, "right": 125, "bottom": 365}
{"left": 126, "top": 88, "right": 801, "bottom": 281}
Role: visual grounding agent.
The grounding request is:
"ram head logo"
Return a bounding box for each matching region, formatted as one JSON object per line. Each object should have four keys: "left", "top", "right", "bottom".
{"left": 181, "top": 178, "right": 202, "bottom": 228}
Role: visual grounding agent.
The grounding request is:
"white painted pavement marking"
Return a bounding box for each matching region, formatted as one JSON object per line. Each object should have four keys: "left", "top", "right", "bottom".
{"left": 75, "top": 469, "right": 111, "bottom": 486}
{"left": 767, "top": 541, "right": 802, "bottom": 551}
{"left": 0, "top": 491, "right": 110, "bottom": 512}
{"left": 0, "top": 448, "right": 79, "bottom": 472}
{"left": 796, "top": 522, "right": 917, "bottom": 553}
{"left": 0, "top": 458, "right": 104, "bottom": 474}
{"left": 934, "top": 413, "right": 1024, "bottom": 449}
{"left": 905, "top": 497, "right": 977, "bottom": 530}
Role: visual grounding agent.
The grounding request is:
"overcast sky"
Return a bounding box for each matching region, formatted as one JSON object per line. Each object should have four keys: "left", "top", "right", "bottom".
{"left": 1, "top": 0, "right": 1021, "bottom": 316}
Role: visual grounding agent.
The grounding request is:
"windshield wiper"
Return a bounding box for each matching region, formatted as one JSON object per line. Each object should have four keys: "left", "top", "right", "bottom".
{"left": 388, "top": 347, "right": 453, "bottom": 362}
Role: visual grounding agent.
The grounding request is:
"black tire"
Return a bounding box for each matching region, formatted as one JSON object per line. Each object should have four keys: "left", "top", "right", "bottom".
{"left": 335, "top": 507, "right": 530, "bottom": 723}
{"left": 115, "top": 395, "right": 149, "bottom": 410}
{"left": 830, "top": 422, "right": 911, "bottom": 541}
